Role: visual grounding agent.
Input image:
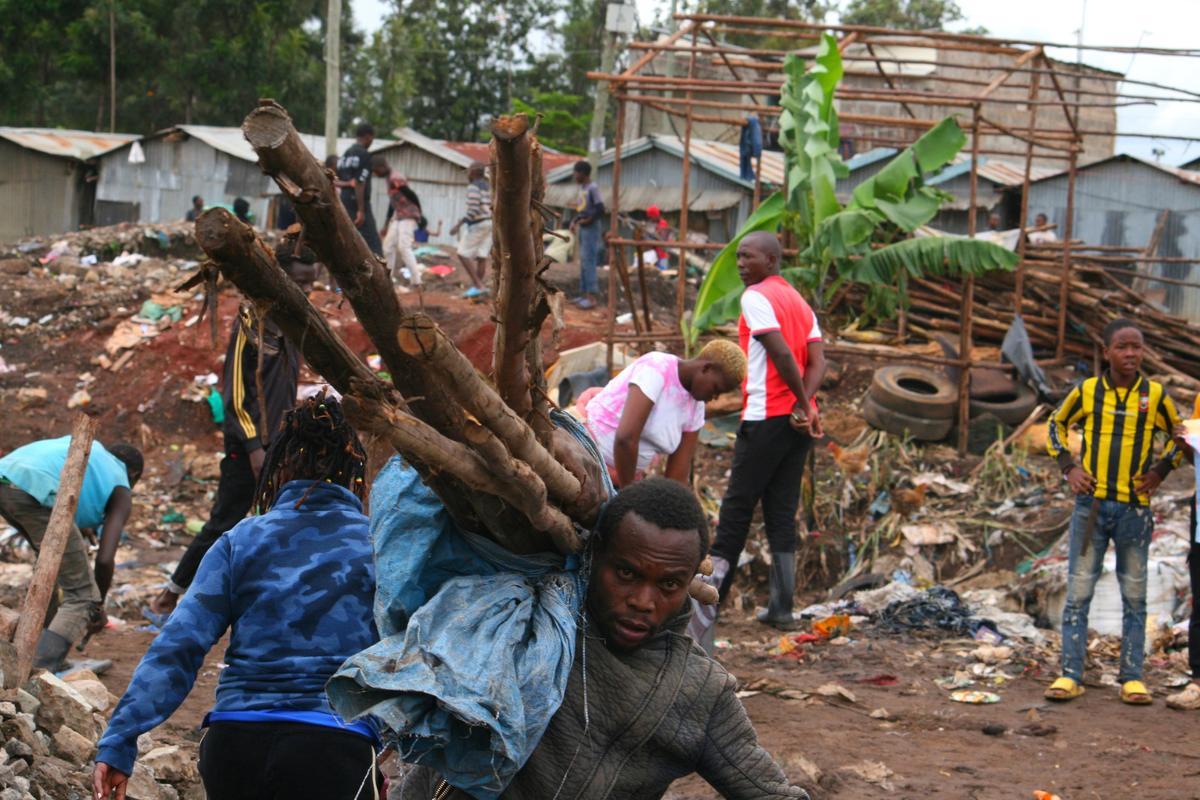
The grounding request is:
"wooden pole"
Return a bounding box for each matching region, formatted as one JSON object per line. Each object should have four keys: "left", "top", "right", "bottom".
{"left": 10, "top": 413, "right": 97, "bottom": 687}
{"left": 1013, "top": 62, "right": 1042, "bottom": 310}
{"left": 958, "top": 109, "right": 981, "bottom": 454}
{"left": 606, "top": 99, "right": 627, "bottom": 372}
{"left": 676, "top": 26, "right": 699, "bottom": 328}
{"left": 108, "top": 1, "right": 116, "bottom": 132}
{"left": 1056, "top": 149, "right": 1078, "bottom": 359}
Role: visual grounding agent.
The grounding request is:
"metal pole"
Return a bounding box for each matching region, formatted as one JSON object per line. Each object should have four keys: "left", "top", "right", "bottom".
{"left": 958, "top": 109, "right": 981, "bottom": 454}
{"left": 676, "top": 26, "right": 698, "bottom": 327}
{"left": 1057, "top": 148, "right": 1078, "bottom": 359}
{"left": 590, "top": 29, "right": 619, "bottom": 168}
{"left": 324, "top": 0, "right": 342, "bottom": 159}
{"left": 108, "top": 1, "right": 116, "bottom": 132}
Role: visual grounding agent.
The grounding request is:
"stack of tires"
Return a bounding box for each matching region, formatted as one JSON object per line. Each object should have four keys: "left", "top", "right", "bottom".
{"left": 863, "top": 365, "right": 1039, "bottom": 443}
{"left": 863, "top": 366, "right": 957, "bottom": 442}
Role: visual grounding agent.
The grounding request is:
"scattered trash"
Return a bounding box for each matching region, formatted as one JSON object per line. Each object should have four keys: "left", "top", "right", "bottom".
{"left": 207, "top": 390, "right": 225, "bottom": 424}
{"left": 900, "top": 520, "right": 958, "bottom": 546}
{"left": 841, "top": 760, "right": 895, "bottom": 791}
{"left": 1017, "top": 723, "right": 1057, "bottom": 737}
{"left": 935, "top": 673, "right": 974, "bottom": 690}
{"left": 971, "top": 644, "right": 1013, "bottom": 664}
{"left": 1032, "top": 792, "right": 1063, "bottom": 800}
{"left": 877, "top": 587, "right": 1001, "bottom": 640}
{"left": 812, "top": 614, "right": 853, "bottom": 639}
{"left": 185, "top": 518, "right": 205, "bottom": 535}
{"left": 67, "top": 389, "right": 91, "bottom": 409}
{"left": 425, "top": 264, "right": 455, "bottom": 278}
{"left": 869, "top": 707, "right": 891, "bottom": 720}
{"left": 981, "top": 723, "right": 1007, "bottom": 736}
{"left": 160, "top": 511, "right": 186, "bottom": 525}
{"left": 815, "top": 683, "right": 858, "bottom": 703}
{"left": 857, "top": 674, "right": 899, "bottom": 686}
{"left": 81, "top": 254, "right": 99, "bottom": 266}
{"left": 950, "top": 690, "right": 1001, "bottom": 704}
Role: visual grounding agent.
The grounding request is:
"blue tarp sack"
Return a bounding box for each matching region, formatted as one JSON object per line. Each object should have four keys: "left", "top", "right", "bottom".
{"left": 327, "top": 412, "right": 612, "bottom": 799}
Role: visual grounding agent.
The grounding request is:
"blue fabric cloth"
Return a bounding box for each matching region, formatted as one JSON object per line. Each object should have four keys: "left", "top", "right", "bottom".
{"left": 204, "top": 709, "right": 377, "bottom": 743}
{"left": 0, "top": 436, "right": 129, "bottom": 530}
{"left": 1060, "top": 495, "right": 1153, "bottom": 683}
{"left": 739, "top": 115, "right": 763, "bottom": 182}
{"left": 96, "top": 481, "right": 377, "bottom": 776}
{"left": 328, "top": 412, "right": 612, "bottom": 800}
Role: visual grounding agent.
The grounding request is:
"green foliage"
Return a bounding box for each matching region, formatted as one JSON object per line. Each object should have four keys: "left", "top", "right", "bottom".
{"left": 688, "top": 32, "right": 1015, "bottom": 341}
{"left": 840, "top": 0, "right": 965, "bottom": 30}
{"left": 512, "top": 92, "right": 589, "bottom": 155}
{"left": 0, "top": 0, "right": 347, "bottom": 134}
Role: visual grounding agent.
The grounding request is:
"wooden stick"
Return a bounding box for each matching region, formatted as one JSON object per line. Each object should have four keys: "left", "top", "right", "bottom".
{"left": 968, "top": 404, "right": 1048, "bottom": 480}
{"left": 490, "top": 114, "right": 537, "bottom": 419}
{"left": 10, "top": 413, "right": 96, "bottom": 687}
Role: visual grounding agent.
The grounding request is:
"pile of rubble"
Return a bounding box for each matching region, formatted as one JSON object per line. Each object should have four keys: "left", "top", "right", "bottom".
{"left": 0, "top": 671, "right": 199, "bottom": 800}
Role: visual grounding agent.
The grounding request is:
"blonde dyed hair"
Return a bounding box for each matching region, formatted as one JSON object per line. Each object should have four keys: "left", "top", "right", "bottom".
{"left": 696, "top": 338, "right": 747, "bottom": 385}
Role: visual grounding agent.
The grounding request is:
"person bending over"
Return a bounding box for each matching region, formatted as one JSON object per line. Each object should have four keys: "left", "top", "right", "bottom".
{"left": 94, "top": 395, "right": 380, "bottom": 800}
{"left": 580, "top": 340, "right": 745, "bottom": 487}
{"left": 0, "top": 437, "right": 142, "bottom": 671}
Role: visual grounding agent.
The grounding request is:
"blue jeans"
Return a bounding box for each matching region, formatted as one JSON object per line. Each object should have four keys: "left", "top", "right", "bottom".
{"left": 1060, "top": 496, "right": 1153, "bottom": 683}
{"left": 578, "top": 223, "right": 601, "bottom": 295}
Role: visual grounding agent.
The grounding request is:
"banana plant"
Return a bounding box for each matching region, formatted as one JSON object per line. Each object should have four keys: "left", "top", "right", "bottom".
{"left": 689, "top": 33, "right": 1018, "bottom": 343}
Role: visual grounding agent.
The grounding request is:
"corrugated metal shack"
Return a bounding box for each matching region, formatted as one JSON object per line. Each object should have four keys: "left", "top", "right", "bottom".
{"left": 94, "top": 125, "right": 391, "bottom": 227}
{"left": 1026, "top": 154, "right": 1200, "bottom": 319}
{"left": 0, "top": 128, "right": 138, "bottom": 241}
{"left": 544, "top": 135, "right": 784, "bottom": 244}
{"left": 372, "top": 129, "right": 576, "bottom": 245}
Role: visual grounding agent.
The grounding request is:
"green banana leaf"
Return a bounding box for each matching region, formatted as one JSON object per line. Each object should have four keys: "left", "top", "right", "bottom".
{"left": 844, "top": 236, "right": 1019, "bottom": 286}
{"left": 688, "top": 191, "right": 786, "bottom": 340}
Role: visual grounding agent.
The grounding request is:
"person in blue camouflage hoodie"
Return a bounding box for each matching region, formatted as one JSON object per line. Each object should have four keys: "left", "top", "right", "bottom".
{"left": 93, "top": 395, "right": 380, "bottom": 800}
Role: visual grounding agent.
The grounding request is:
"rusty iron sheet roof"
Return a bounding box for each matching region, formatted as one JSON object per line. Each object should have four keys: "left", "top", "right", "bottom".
{"left": 544, "top": 181, "right": 743, "bottom": 212}
{"left": 0, "top": 127, "right": 139, "bottom": 161}
{"left": 546, "top": 134, "right": 785, "bottom": 189}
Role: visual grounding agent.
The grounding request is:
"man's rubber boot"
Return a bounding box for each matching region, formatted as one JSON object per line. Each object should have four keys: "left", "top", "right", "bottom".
{"left": 756, "top": 555, "right": 799, "bottom": 631}
{"left": 32, "top": 630, "right": 72, "bottom": 673}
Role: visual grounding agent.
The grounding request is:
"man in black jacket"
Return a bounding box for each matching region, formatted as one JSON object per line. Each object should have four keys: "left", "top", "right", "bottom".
{"left": 146, "top": 239, "right": 318, "bottom": 618}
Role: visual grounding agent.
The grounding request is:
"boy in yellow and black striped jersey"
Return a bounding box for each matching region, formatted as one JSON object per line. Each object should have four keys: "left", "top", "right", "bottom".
{"left": 1044, "top": 318, "right": 1186, "bottom": 705}
{"left": 146, "top": 238, "right": 319, "bottom": 620}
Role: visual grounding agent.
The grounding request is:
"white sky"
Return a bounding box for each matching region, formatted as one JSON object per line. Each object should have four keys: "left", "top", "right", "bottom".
{"left": 351, "top": 0, "right": 1200, "bottom": 165}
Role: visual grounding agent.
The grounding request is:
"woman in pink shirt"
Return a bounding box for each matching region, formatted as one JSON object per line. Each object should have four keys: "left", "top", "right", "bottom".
{"left": 582, "top": 340, "right": 746, "bottom": 487}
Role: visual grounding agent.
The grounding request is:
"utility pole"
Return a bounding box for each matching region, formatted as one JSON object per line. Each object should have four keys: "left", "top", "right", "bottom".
{"left": 589, "top": 3, "right": 635, "bottom": 168}
{"left": 325, "top": 0, "right": 342, "bottom": 160}
{"left": 108, "top": 1, "right": 116, "bottom": 132}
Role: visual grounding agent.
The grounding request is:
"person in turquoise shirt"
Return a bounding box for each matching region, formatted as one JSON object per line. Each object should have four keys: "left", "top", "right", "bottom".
{"left": 0, "top": 436, "right": 142, "bottom": 671}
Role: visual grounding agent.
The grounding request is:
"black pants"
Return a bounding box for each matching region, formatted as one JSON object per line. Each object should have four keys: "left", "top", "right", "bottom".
{"left": 199, "top": 721, "right": 378, "bottom": 800}
{"left": 170, "top": 440, "right": 257, "bottom": 590}
{"left": 711, "top": 416, "right": 813, "bottom": 595}
{"left": 1190, "top": 544, "right": 1199, "bottom": 680}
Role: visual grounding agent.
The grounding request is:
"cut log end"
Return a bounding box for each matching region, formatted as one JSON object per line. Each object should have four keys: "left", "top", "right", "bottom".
{"left": 243, "top": 103, "right": 293, "bottom": 149}
{"left": 689, "top": 578, "right": 719, "bottom": 606}
{"left": 491, "top": 113, "right": 531, "bottom": 141}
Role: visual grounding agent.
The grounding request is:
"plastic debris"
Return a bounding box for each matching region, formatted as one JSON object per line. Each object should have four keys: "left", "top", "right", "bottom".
{"left": 67, "top": 389, "right": 91, "bottom": 409}
{"left": 813, "top": 614, "right": 853, "bottom": 639}
{"left": 815, "top": 683, "right": 858, "bottom": 703}
{"left": 950, "top": 690, "right": 1001, "bottom": 704}
{"left": 877, "top": 586, "right": 1001, "bottom": 639}
{"left": 185, "top": 519, "right": 205, "bottom": 535}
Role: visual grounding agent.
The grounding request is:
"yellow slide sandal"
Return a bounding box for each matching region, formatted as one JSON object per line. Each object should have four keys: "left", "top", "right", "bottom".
{"left": 1120, "top": 680, "right": 1153, "bottom": 705}
{"left": 1044, "top": 676, "right": 1085, "bottom": 702}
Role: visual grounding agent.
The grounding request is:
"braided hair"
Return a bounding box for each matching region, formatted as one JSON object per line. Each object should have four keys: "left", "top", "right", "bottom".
{"left": 254, "top": 392, "right": 367, "bottom": 513}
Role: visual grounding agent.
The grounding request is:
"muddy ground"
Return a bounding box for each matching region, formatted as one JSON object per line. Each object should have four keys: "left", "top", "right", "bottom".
{"left": 2, "top": 252, "right": 1198, "bottom": 800}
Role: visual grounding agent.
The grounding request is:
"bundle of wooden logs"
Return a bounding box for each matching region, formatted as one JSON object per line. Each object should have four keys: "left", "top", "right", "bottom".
{"left": 192, "top": 101, "right": 716, "bottom": 602}
{"left": 835, "top": 242, "right": 1200, "bottom": 388}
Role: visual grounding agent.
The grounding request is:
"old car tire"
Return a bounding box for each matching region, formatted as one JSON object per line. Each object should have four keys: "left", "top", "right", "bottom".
{"left": 862, "top": 394, "right": 954, "bottom": 442}
{"left": 969, "top": 383, "right": 1038, "bottom": 426}
{"left": 869, "top": 366, "right": 957, "bottom": 420}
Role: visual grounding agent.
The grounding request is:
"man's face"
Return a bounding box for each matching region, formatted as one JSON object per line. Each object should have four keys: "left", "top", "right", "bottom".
{"left": 736, "top": 239, "right": 775, "bottom": 287}
{"left": 468, "top": 167, "right": 483, "bottom": 183}
{"left": 989, "top": 213, "right": 1001, "bottom": 229}
{"left": 1104, "top": 326, "right": 1144, "bottom": 377}
{"left": 286, "top": 262, "right": 320, "bottom": 294}
{"left": 1035, "top": 214, "right": 1048, "bottom": 226}
{"left": 193, "top": 197, "right": 204, "bottom": 209}
{"left": 587, "top": 512, "right": 701, "bottom": 652}
{"left": 358, "top": 133, "right": 374, "bottom": 148}
{"left": 574, "top": 168, "right": 588, "bottom": 185}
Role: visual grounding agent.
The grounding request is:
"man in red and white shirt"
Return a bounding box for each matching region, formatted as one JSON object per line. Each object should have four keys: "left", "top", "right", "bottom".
{"left": 707, "top": 232, "right": 825, "bottom": 632}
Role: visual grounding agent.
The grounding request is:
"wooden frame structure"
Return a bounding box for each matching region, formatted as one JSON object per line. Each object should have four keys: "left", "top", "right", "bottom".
{"left": 590, "top": 13, "right": 1200, "bottom": 451}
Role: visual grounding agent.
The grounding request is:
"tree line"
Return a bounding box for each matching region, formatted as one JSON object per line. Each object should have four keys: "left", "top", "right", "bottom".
{"left": 0, "top": 0, "right": 969, "bottom": 154}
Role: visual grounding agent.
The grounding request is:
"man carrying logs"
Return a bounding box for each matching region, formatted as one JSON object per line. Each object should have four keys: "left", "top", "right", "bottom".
{"left": 397, "top": 479, "right": 811, "bottom": 800}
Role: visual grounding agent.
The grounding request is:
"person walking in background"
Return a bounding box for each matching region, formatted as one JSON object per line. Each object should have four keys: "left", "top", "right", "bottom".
{"left": 0, "top": 437, "right": 142, "bottom": 672}
{"left": 702, "top": 232, "right": 825, "bottom": 635}
{"left": 373, "top": 158, "right": 424, "bottom": 293}
{"left": 579, "top": 341, "right": 745, "bottom": 488}
{"left": 1167, "top": 400, "right": 1200, "bottom": 711}
{"left": 645, "top": 205, "right": 671, "bottom": 271}
{"left": 338, "top": 123, "right": 382, "bottom": 256}
{"left": 94, "top": 395, "right": 380, "bottom": 800}
{"left": 146, "top": 238, "right": 319, "bottom": 621}
{"left": 570, "top": 160, "right": 605, "bottom": 310}
{"left": 185, "top": 195, "right": 204, "bottom": 222}
{"left": 232, "top": 197, "right": 252, "bottom": 225}
{"left": 450, "top": 162, "right": 492, "bottom": 299}
{"left": 1044, "top": 318, "right": 1184, "bottom": 705}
